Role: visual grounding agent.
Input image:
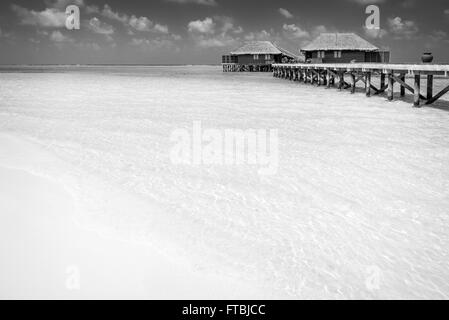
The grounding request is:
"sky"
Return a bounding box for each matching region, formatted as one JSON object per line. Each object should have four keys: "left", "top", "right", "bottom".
{"left": 0, "top": 0, "right": 448, "bottom": 64}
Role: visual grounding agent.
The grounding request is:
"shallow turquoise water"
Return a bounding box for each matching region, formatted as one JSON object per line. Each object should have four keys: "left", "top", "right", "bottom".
{"left": 1, "top": 66, "right": 449, "bottom": 299}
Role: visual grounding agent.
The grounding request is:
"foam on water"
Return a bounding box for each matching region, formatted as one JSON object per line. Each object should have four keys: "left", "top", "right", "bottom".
{"left": 1, "top": 66, "right": 449, "bottom": 299}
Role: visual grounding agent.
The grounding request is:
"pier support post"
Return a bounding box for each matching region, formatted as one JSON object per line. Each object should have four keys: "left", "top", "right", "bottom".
{"left": 338, "top": 73, "right": 344, "bottom": 90}
{"left": 366, "top": 72, "right": 371, "bottom": 97}
{"left": 400, "top": 74, "right": 406, "bottom": 97}
{"left": 381, "top": 73, "right": 386, "bottom": 90}
{"left": 427, "top": 75, "right": 434, "bottom": 101}
{"left": 387, "top": 73, "right": 394, "bottom": 101}
{"left": 414, "top": 74, "right": 421, "bottom": 107}
{"left": 326, "top": 70, "right": 331, "bottom": 88}
{"left": 351, "top": 73, "right": 356, "bottom": 94}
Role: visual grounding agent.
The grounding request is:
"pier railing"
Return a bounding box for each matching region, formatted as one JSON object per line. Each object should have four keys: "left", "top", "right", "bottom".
{"left": 272, "top": 63, "right": 449, "bottom": 107}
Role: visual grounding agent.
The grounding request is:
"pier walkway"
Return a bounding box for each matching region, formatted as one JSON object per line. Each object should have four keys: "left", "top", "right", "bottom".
{"left": 272, "top": 63, "right": 449, "bottom": 107}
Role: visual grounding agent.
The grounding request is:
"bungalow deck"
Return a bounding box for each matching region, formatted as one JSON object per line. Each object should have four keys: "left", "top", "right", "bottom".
{"left": 272, "top": 63, "right": 449, "bottom": 107}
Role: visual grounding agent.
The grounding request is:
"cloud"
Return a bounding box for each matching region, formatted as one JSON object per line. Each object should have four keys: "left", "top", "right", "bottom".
{"left": 282, "top": 24, "right": 309, "bottom": 39}
{"left": 244, "top": 30, "right": 272, "bottom": 41}
{"left": 429, "top": 30, "right": 448, "bottom": 42}
{"left": 11, "top": 4, "right": 66, "bottom": 28}
{"left": 88, "top": 17, "right": 114, "bottom": 35}
{"left": 130, "top": 38, "right": 178, "bottom": 51}
{"left": 364, "top": 27, "right": 388, "bottom": 39}
{"left": 445, "top": 9, "right": 449, "bottom": 15}
{"left": 165, "top": 0, "right": 217, "bottom": 6}
{"left": 388, "top": 16, "right": 419, "bottom": 39}
{"left": 129, "top": 15, "right": 153, "bottom": 32}
{"left": 214, "top": 16, "right": 243, "bottom": 34}
{"left": 101, "top": 4, "right": 129, "bottom": 24}
{"left": 279, "top": 8, "right": 293, "bottom": 19}
{"left": 86, "top": 5, "right": 100, "bottom": 14}
{"left": 99, "top": 5, "right": 169, "bottom": 34}
{"left": 49, "top": 30, "right": 73, "bottom": 42}
{"left": 187, "top": 17, "right": 243, "bottom": 48}
{"left": 153, "top": 24, "right": 169, "bottom": 34}
{"left": 188, "top": 17, "right": 216, "bottom": 34}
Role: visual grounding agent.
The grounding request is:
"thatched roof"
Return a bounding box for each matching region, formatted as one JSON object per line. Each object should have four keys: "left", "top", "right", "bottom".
{"left": 301, "top": 33, "right": 379, "bottom": 52}
{"left": 231, "top": 41, "right": 300, "bottom": 59}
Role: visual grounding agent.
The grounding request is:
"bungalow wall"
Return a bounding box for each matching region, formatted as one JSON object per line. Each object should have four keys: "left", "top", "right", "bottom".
{"left": 304, "top": 50, "right": 390, "bottom": 63}
{"left": 233, "top": 54, "right": 280, "bottom": 65}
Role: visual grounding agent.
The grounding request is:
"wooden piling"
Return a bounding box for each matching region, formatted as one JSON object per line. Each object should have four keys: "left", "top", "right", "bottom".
{"left": 400, "top": 74, "right": 406, "bottom": 97}
{"left": 414, "top": 74, "right": 421, "bottom": 107}
{"left": 427, "top": 75, "right": 433, "bottom": 100}
{"left": 351, "top": 73, "right": 356, "bottom": 94}
{"left": 387, "top": 73, "right": 394, "bottom": 101}
{"left": 366, "top": 72, "right": 371, "bottom": 97}
{"left": 338, "top": 73, "right": 344, "bottom": 90}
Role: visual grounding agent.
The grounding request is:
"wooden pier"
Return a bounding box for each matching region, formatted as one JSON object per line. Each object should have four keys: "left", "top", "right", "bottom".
{"left": 272, "top": 63, "right": 449, "bottom": 107}
{"left": 223, "top": 63, "right": 272, "bottom": 72}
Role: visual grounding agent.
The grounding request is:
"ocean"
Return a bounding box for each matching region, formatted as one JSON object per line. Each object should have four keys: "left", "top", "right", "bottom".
{"left": 1, "top": 65, "right": 449, "bottom": 299}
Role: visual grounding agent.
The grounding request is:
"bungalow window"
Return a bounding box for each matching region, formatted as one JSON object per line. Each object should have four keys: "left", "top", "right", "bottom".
{"left": 253, "top": 54, "right": 259, "bottom": 60}
{"left": 265, "top": 54, "right": 271, "bottom": 60}
{"left": 334, "top": 51, "right": 342, "bottom": 58}
{"left": 317, "top": 51, "right": 326, "bottom": 58}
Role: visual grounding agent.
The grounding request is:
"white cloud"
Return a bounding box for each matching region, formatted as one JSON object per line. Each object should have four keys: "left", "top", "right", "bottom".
{"left": 188, "top": 17, "right": 216, "bottom": 34}
{"left": 153, "top": 24, "right": 169, "bottom": 34}
{"left": 11, "top": 4, "right": 66, "bottom": 28}
{"left": 86, "top": 5, "right": 100, "bottom": 14}
{"left": 165, "top": 0, "right": 217, "bottom": 6}
{"left": 279, "top": 8, "right": 293, "bottom": 19}
{"left": 102, "top": 4, "right": 129, "bottom": 23}
{"left": 282, "top": 24, "right": 309, "bottom": 39}
{"left": 388, "top": 16, "right": 419, "bottom": 39}
{"left": 187, "top": 16, "right": 243, "bottom": 48}
{"left": 88, "top": 17, "right": 114, "bottom": 35}
{"left": 129, "top": 15, "right": 153, "bottom": 32}
{"left": 130, "top": 38, "right": 178, "bottom": 51}
{"left": 429, "top": 30, "right": 448, "bottom": 42}
{"left": 49, "top": 30, "right": 73, "bottom": 42}
{"left": 99, "top": 5, "right": 170, "bottom": 34}
{"left": 244, "top": 30, "right": 272, "bottom": 41}
{"left": 364, "top": 27, "right": 388, "bottom": 39}
{"left": 214, "top": 16, "right": 243, "bottom": 35}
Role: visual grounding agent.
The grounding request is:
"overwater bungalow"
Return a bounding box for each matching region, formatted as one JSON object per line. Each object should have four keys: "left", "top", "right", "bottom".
{"left": 222, "top": 41, "right": 300, "bottom": 72}
{"left": 301, "top": 33, "right": 390, "bottom": 64}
